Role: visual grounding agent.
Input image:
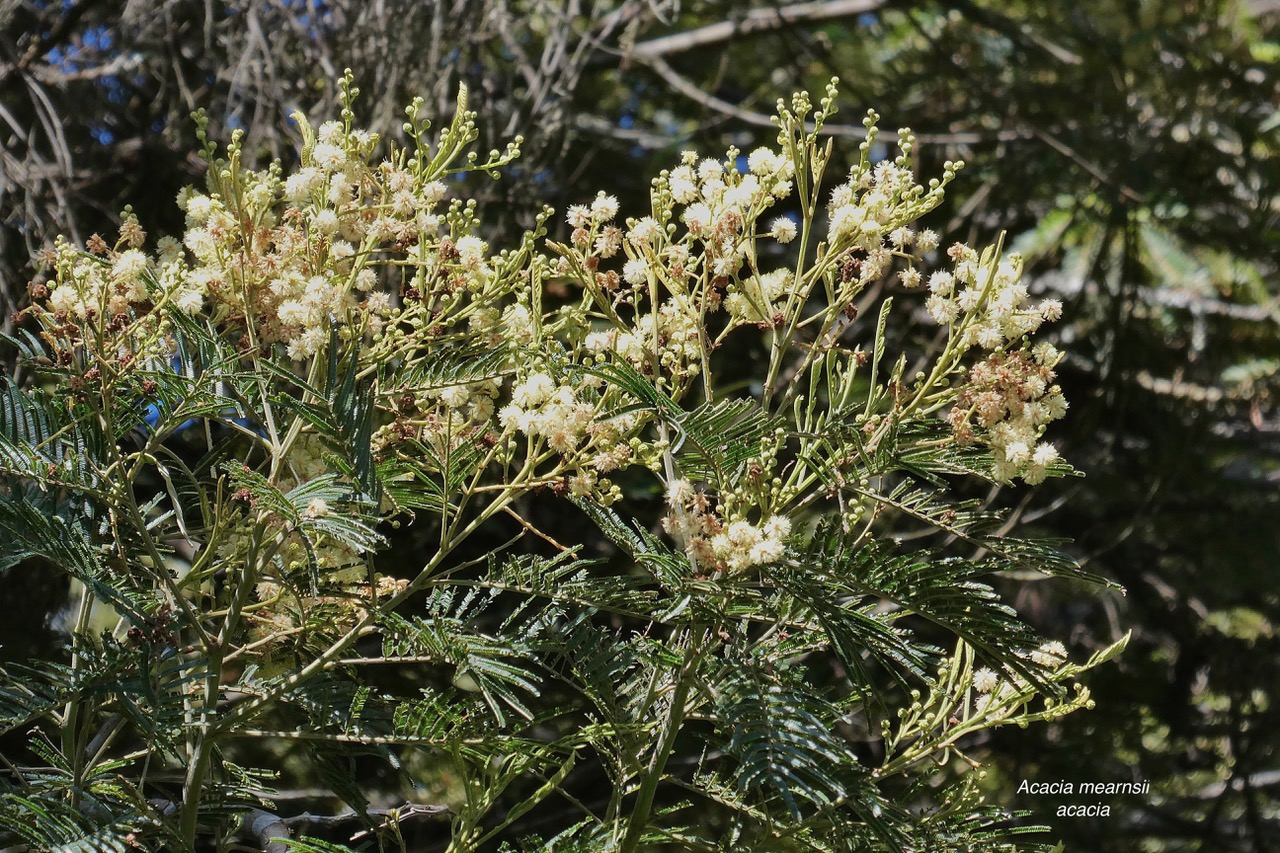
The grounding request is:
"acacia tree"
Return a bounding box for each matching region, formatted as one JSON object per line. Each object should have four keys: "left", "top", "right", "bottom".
{"left": 4, "top": 1, "right": 1278, "bottom": 849}
{"left": 0, "top": 76, "right": 1121, "bottom": 850}
{"left": 598, "top": 4, "right": 1280, "bottom": 847}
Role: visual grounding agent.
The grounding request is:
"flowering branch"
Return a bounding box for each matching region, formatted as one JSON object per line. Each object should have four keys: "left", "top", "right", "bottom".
{"left": 0, "top": 71, "right": 1116, "bottom": 852}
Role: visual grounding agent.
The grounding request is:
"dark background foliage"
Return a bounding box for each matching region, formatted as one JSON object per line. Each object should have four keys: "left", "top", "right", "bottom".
{"left": 2, "top": 1, "right": 1277, "bottom": 849}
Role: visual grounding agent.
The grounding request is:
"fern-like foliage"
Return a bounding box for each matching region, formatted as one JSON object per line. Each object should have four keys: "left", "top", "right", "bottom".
{"left": 0, "top": 788, "right": 149, "bottom": 853}
{"left": 0, "top": 499, "right": 151, "bottom": 625}
{"left": 782, "top": 525, "right": 1056, "bottom": 691}
{"left": 716, "top": 668, "right": 862, "bottom": 819}
{"left": 0, "top": 79, "right": 1120, "bottom": 853}
{"left": 587, "top": 360, "right": 784, "bottom": 488}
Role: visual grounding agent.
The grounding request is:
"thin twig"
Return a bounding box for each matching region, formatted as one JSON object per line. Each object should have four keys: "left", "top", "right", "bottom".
{"left": 629, "top": 0, "right": 889, "bottom": 59}
{"left": 637, "top": 53, "right": 1028, "bottom": 145}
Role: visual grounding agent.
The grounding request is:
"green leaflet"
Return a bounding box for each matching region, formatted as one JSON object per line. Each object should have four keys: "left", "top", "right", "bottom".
{"left": 584, "top": 360, "right": 784, "bottom": 488}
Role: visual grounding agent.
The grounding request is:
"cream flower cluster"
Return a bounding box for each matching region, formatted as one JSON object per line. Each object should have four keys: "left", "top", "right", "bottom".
{"left": 488, "top": 370, "right": 644, "bottom": 501}
{"left": 1029, "top": 640, "right": 1069, "bottom": 668}
{"left": 41, "top": 115, "right": 431, "bottom": 363}
{"left": 724, "top": 269, "right": 792, "bottom": 325}
{"left": 828, "top": 159, "right": 923, "bottom": 251}
{"left": 559, "top": 141, "right": 803, "bottom": 389}
{"left": 711, "top": 516, "right": 792, "bottom": 572}
{"left": 39, "top": 82, "right": 523, "bottom": 379}
{"left": 663, "top": 479, "right": 791, "bottom": 573}
{"left": 668, "top": 147, "right": 795, "bottom": 288}
{"left": 949, "top": 344, "right": 1068, "bottom": 484}
{"left": 579, "top": 293, "right": 704, "bottom": 384}
{"left": 973, "top": 667, "right": 1001, "bottom": 694}
{"left": 649, "top": 297, "right": 704, "bottom": 380}
{"left": 925, "top": 247, "right": 1063, "bottom": 352}
{"left": 172, "top": 119, "right": 401, "bottom": 358}
{"left": 271, "top": 434, "right": 366, "bottom": 584}
{"left": 498, "top": 373, "right": 596, "bottom": 455}
{"left": 824, "top": 126, "right": 959, "bottom": 281}
{"left": 44, "top": 212, "right": 155, "bottom": 320}
{"left": 282, "top": 434, "right": 334, "bottom": 485}
{"left": 970, "top": 641, "right": 1069, "bottom": 714}
{"left": 670, "top": 147, "right": 794, "bottom": 220}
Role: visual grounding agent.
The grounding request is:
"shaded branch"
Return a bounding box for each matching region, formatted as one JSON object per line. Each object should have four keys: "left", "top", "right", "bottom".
{"left": 140, "top": 799, "right": 451, "bottom": 851}
{"left": 629, "top": 0, "right": 890, "bottom": 59}
{"left": 243, "top": 808, "right": 291, "bottom": 853}
{"left": 637, "top": 53, "right": 1027, "bottom": 144}
{"left": 284, "top": 803, "right": 453, "bottom": 842}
